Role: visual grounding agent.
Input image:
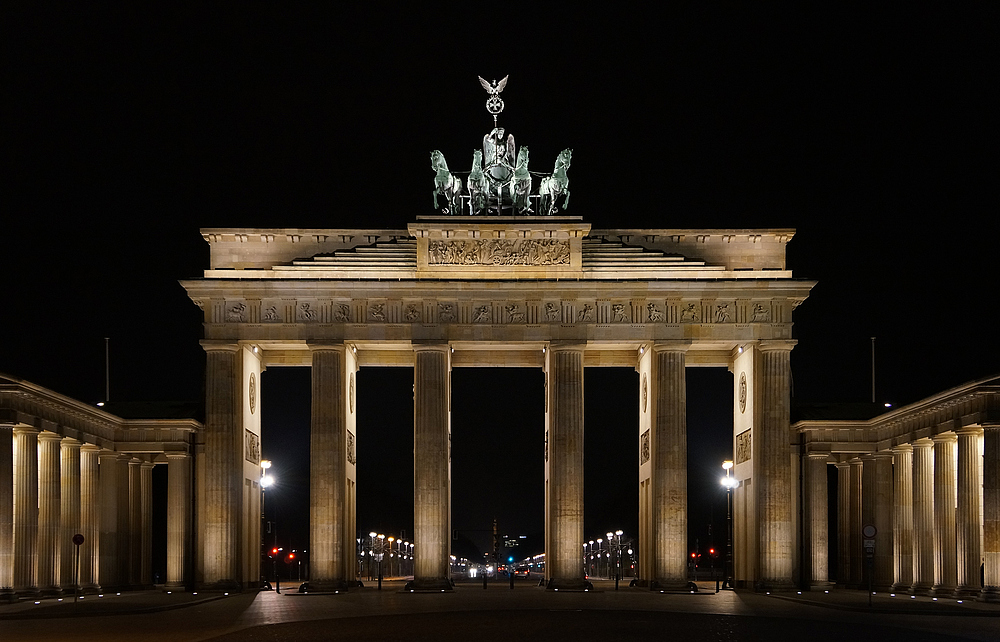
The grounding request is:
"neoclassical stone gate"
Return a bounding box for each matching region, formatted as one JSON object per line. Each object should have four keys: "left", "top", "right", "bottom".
{"left": 181, "top": 217, "right": 815, "bottom": 590}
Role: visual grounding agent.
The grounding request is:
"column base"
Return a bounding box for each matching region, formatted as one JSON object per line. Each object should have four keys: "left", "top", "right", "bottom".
{"left": 931, "top": 584, "right": 957, "bottom": 597}
{"left": 547, "top": 577, "right": 591, "bottom": 591}
{"left": 38, "top": 586, "right": 64, "bottom": 598}
{"left": 0, "top": 589, "right": 17, "bottom": 603}
{"left": 808, "top": 580, "right": 836, "bottom": 590}
{"left": 405, "top": 578, "right": 453, "bottom": 592}
{"left": 953, "top": 585, "right": 982, "bottom": 599}
{"left": 81, "top": 584, "right": 102, "bottom": 595}
{"left": 979, "top": 587, "right": 1000, "bottom": 603}
{"left": 909, "top": 582, "right": 933, "bottom": 596}
{"left": 891, "top": 581, "right": 912, "bottom": 592}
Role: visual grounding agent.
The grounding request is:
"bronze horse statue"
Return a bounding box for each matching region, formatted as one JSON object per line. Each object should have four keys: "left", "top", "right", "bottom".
{"left": 539, "top": 148, "right": 571, "bottom": 215}
{"left": 467, "top": 150, "right": 488, "bottom": 215}
{"left": 510, "top": 147, "right": 531, "bottom": 214}
{"left": 431, "top": 150, "right": 462, "bottom": 214}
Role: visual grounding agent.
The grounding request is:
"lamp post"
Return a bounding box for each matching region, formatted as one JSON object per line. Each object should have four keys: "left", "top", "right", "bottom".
{"left": 260, "top": 460, "right": 273, "bottom": 588}
{"left": 721, "top": 460, "right": 737, "bottom": 590}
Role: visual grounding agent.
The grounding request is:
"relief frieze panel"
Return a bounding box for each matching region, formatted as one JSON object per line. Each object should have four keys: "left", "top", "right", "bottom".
{"left": 428, "top": 238, "right": 570, "bottom": 266}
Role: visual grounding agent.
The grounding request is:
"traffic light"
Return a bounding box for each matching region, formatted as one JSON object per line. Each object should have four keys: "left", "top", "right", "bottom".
{"left": 709, "top": 548, "right": 716, "bottom": 557}
{"left": 271, "top": 547, "right": 278, "bottom": 557}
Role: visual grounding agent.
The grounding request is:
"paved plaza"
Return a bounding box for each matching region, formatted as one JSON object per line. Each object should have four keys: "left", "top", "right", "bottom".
{"left": 2, "top": 581, "right": 999, "bottom": 641}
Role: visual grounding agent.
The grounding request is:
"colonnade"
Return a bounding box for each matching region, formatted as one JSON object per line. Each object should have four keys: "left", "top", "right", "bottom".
{"left": 0, "top": 424, "right": 192, "bottom": 599}
{"left": 803, "top": 424, "right": 999, "bottom": 601}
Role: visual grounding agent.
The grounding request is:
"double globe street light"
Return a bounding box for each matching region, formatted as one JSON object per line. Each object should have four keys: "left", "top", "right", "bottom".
{"left": 720, "top": 460, "right": 737, "bottom": 590}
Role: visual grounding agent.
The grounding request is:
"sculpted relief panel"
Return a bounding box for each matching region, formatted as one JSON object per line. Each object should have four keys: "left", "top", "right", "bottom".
{"left": 428, "top": 238, "right": 570, "bottom": 266}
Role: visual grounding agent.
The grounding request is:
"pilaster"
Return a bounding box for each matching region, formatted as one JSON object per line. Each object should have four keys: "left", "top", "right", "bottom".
{"left": 911, "top": 438, "right": 934, "bottom": 595}
{"left": 412, "top": 343, "right": 453, "bottom": 590}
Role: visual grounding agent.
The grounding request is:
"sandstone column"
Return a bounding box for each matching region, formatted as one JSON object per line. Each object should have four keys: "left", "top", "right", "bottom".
{"left": 932, "top": 433, "right": 957, "bottom": 596}
{"left": 201, "top": 342, "right": 242, "bottom": 590}
{"left": 803, "top": 453, "right": 830, "bottom": 586}
{"left": 872, "top": 453, "right": 894, "bottom": 591}
{"left": 955, "top": 427, "right": 983, "bottom": 598}
{"left": 911, "top": 438, "right": 934, "bottom": 594}
{"left": 165, "top": 453, "right": 191, "bottom": 589}
{"left": 79, "top": 444, "right": 100, "bottom": 592}
{"left": 128, "top": 458, "right": 142, "bottom": 586}
{"left": 413, "top": 343, "right": 452, "bottom": 590}
{"left": 141, "top": 462, "right": 154, "bottom": 586}
{"left": 849, "top": 458, "right": 863, "bottom": 588}
{"left": 115, "top": 455, "right": 131, "bottom": 588}
{"left": 60, "top": 438, "right": 82, "bottom": 593}
{"left": 0, "top": 425, "right": 13, "bottom": 602}
{"left": 97, "top": 450, "right": 119, "bottom": 589}
{"left": 310, "top": 345, "right": 352, "bottom": 590}
{"left": 36, "top": 431, "right": 62, "bottom": 595}
{"left": 982, "top": 424, "right": 1000, "bottom": 602}
{"left": 756, "top": 341, "right": 796, "bottom": 589}
{"left": 14, "top": 427, "right": 39, "bottom": 596}
{"left": 836, "top": 461, "right": 851, "bottom": 585}
{"left": 891, "top": 444, "right": 913, "bottom": 591}
{"left": 649, "top": 343, "right": 687, "bottom": 589}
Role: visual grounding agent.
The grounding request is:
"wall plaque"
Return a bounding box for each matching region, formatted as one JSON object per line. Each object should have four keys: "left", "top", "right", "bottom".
{"left": 735, "top": 429, "right": 751, "bottom": 465}
{"left": 245, "top": 429, "right": 260, "bottom": 464}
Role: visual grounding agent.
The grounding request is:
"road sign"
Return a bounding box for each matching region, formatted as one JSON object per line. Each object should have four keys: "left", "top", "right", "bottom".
{"left": 862, "top": 524, "right": 877, "bottom": 538}
{"left": 72, "top": 533, "right": 84, "bottom": 546}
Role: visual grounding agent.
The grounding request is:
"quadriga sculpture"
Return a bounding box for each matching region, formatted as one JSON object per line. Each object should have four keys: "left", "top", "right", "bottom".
{"left": 430, "top": 150, "right": 462, "bottom": 214}
{"left": 510, "top": 147, "right": 531, "bottom": 214}
{"left": 467, "top": 150, "right": 489, "bottom": 215}
{"left": 539, "top": 148, "right": 572, "bottom": 215}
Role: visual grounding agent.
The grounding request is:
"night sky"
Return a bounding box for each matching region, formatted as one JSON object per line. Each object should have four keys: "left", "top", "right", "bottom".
{"left": 5, "top": 6, "right": 995, "bottom": 564}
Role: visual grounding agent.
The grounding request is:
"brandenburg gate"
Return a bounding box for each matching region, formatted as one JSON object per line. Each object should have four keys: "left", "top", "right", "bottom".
{"left": 180, "top": 218, "right": 815, "bottom": 591}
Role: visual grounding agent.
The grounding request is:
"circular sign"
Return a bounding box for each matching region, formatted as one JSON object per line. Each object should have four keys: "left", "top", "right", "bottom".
{"left": 739, "top": 372, "right": 747, "bottom": 414}
{"left": 72, "top": 533, "right": 85, "bottom": 546}
{"left": 862, "top": 524, "right": 877, "bottom": 538}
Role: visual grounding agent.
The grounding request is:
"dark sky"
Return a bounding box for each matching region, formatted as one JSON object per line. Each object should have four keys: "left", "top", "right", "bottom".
{"left": 4, "top": 5, "right": 996, "bottom": 562}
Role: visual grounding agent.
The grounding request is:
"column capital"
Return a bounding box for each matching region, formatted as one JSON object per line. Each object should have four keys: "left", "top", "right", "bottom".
{"left": 164, "top": 451, "right": 191, "bottom": 461}
{"left": 913, "top": 437, "right": 934, "bottom": 448}
{"left": 547, "top": 341, "right": 587, "bottom": 353}
{"left": 955, "top": 425, "right": 984, "bottom": 437}
{"left": 757, "top": 339, "right": 798, "bottom": 353}
{"left": 37, "top": 431, "right": 62, "bottom": 443}
{"left": 806, "top": 452, "right": 832, "bottom": 461}
{"left": 307, "top": 341, "right": 347, "bottom": 352}
{"left": 931, "top": 432, "right": 958, "bottom": 444}
{"left": 80, "top": 443, "right": 102, "bottom": 454}
{"left": 60, "top": 436, "right": 82, "bottom": 447}
{"left": 411, "top": 341, "right": 451, "bottom": 353}
{"left": 835, "top": 460, "right": 852, "bottom": 469}
{"left": 12, "top": 425, "right": 39, "bottom": 436}
{"left": 140, "top": 461, "right": 156, "bottom": 471}
{"left": 891, "top": 443, "right": 913, "bottom": 454}
{"left": 199, "top": 340, "right": 240, "bottom": 353}
{"left": 651, "top": 340, "right": 691, "bottom": 354}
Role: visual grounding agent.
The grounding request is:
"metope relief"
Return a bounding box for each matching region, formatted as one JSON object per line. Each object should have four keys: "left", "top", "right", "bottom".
{"left": 227, "top": 303, "right": 246, "bottom": 323}
{"left": 646, "top": 303, "right": 663, "bottom": 323}
{"left": 577, "top": 304, "right": 594, "bottom": 322}
{"left": 297, "top": 303, "right": 317, "bottom": 322}
{"left": 751, "top": 303, "right": 771, "bottom": 322}
{"left": 505, "top": 304, "right": 525, "bottom": 323}
{"left": 404, "top": 304, "right": 422, "bottom": 322}
{"left": 437, "top": 303, "right": 456, "bottom": 322}
{"left": 427, "top": 238, "right": 570, "bottom": 266}
{"left": 715, "top": 303, "right": 731, "bottom": 323}
{"left": 612, "top": 303, "right": 630, "bottom": 323}
{"left": 334, "top": 304, "right": 351, "bottom": 323}
{"left": 544, "top": 302, "right": 561, "bottom": 322}
{"left": 262, "top": 305, "right": 281, "bottom": 322}
{"left": 680, "top": 303, "right": 700, "bottom": 323}
{"left": 473, "top": 305, "right": 492, "bottom": 323}
{"left": 369, "top": 303, "right": 386, "bottom": 322}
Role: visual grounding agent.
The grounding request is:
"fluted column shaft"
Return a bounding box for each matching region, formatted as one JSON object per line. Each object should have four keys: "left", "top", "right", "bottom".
{"left": 650, "top": 344, "right": 687, "bottom": 588}
{"left": 413, "top": 344, "right": 452, "bottom": 590}
{"left": 892, "top": 445, "right": 913, "bottom": 591}
{"left": 115, "top": 456, "right": 131, "bottom": 588}
{"left": 757, "top": 341, "right": 795, "bottom": 588}
{"left": 97, "top": 451, "right": 119, "bottom": 589}
{"left": 836, "top": 462, "right": 851, "bottom": 585}
{"left": 955, "top": 428, "right": 983, "bottom": 597}
{"left": 849, "top": 458, "right": 863, "bottom": 588}
{"left": 128, "top": 459, "right": 142, "bottom": 586}
{"left": 932, "top": 434, "right": 957, "bottom": 595}
{"left": 79, "top": 445, "right": 100, "bottom": 591}
{"left": 140, "top": 462, "right": 153, "bottom": 586}
{"left": 911, "top": 439, "right": 934, "bottom": 594}
{"left": 14, "top": 428, "right": 39, "bottom": 594}
{"left": 201, "top": 343, "right": 242, "bottom": 590}
{"left": 310, "top": 346, "right": 351, "bottom": 590}
{"left": 872, "top": 453, "right": 894, "bottom": 590}
{"left": 166, "top": 453, "right": 191, "bottom": 589}
{"left": 36, "top": 432, "right": 62, "bottom": 594}
{"left": 982, "top": 425, "right": 1000, "bottom": 602}
{"left": 0, "top": 425, "right": 13, "bottom": 600}
{"left": 60, "top": 439, "right": 81, "bottom": 592}
{"left": 804, "top": 454, "right": 829, "bottom": 586}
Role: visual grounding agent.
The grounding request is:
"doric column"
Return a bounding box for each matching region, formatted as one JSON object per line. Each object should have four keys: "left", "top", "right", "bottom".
{"left": 115, "top": 455, "right": 131, "bottom": 588}
{"left": 955, "top": 427, "right": 983, "bottom": 598}
{"left": 141, "top": 462, "right": 154, "bottom": 586}
{"left": 982, "top": 424, "right": 1000, "bottom": 602}
{"left": 13, "top": 427, "right": 39, "bottom": 596}
{"left": 849, "top": 458, "right": 863, "bottom": 588}
{"left": 836, "top": 461, "right": 851, "bottom": 585}
{"left": 128, "top": 458, "right": 142, "bottom": 586}
{"left": 756, "top": 340, "right": 796, "bottom": 589}
{"left": 803, "top": 453, "right": 830, "bottom": 586}
{"left": 932, "top": 433, "right": 957, "bottom": 596}
{"left": 36, "top": 431, "right": 62, "bottom": 595}
{"left": 872, "top": 453, "right": 894, "bottom": 591}
{"left": 891, "top": 444, "right": 913, "bottom": 591}
{"left": 911, "top": 438, "right": 934, "bottom": 594}
{"left": 60, "top": 438, "right": 82, "bottom": 593}
{"left": 200, "top": 341, "right": 242, "bottom": 590}
{"left": 79, "top": 444, "right": 100, "bottom": 592}
{"left": 310, "top": 345, "right": 352, "bottom": 590}
{"left": 649, "top": 343, "right": 687, "bottom": 589}
{"left": 97, "top": 450, "right": 119, "bottom": 589}
{"left": 165, "top": 453, "right": 191, "bottom": 589}
{"left": 412, "top": 343, "right": 452, "bottom": 590}
{"left": 0, "top": 425, "right": 13, "bottom": 602}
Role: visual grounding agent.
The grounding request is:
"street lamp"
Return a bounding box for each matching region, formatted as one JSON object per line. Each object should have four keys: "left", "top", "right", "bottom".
{"left": 721, "top": 460, "right": 737, "bottom": 590}
{"left": 259, "top": 460, "right": 274, "bottom": 588}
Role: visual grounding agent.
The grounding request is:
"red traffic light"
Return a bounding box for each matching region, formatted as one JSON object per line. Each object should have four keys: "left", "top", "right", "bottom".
{"left": 271, "top": 547, "right": 278, "bottom": 556}
{"left": 709, "top": 548, "right": 716, "bottom": 555}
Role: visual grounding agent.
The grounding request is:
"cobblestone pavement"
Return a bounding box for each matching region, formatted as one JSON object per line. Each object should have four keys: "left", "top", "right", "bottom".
{"left": 1, "top": 581, "right": 998, "bottom": 641}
